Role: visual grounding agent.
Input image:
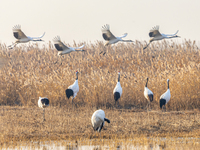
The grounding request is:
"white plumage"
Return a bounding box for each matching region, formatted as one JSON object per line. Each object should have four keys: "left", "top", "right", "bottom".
{"left": 113, "top": 71, "right": 122, "bottom": 105}
{"left": 102, "top": 24, "right": 133, "bottom": 46}
{"left": 38, "top": 97, "right": 49, "bottom": 121}
{"left": 53, "top": 36, "right": 85, "bottom": 55}
{"left": 91, "top": 109, "right": 110, "bottom": 132}
{"left": 8, "top": 25, "right": 45, "bottom": 49}
{"left": 160, "top": 79, "right": 171, "bottom": 109}
{"left": 144, "top": 26, "right": 180, "bottom": 49}
{"left": 65, "top": 71, "right": 79, "bottom": 105}
{"left": 144, "top": 78, "right": 153, "bottom": 109}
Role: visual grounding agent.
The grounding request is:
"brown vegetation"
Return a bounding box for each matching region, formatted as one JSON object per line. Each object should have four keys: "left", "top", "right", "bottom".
{"left": 0, "top": 40, "right": 200, "bottom": 143}
{"left": 0, "top": 40, "right": 200, "bottom": 110}
{"left": 1, "top": 106, "right": 200, "bottom": 144}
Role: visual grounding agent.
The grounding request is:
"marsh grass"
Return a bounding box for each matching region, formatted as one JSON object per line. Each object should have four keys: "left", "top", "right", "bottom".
{"left": 0, "top": 40, "right": 200, "bottom": 143}
{"left": 0, "top": 40, "right": 199, "bottom": 110}
{"left": 0, "top": 106, "right": 200, "bottom": 144}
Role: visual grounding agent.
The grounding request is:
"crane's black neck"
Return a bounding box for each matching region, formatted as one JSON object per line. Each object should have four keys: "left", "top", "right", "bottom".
{"left": 168, "top": 80, "right": 169, "bottom": 89}
{"left": 118, "top": 73, "right": 120, "bottom": 82}
{"left": 145, "top": 78, "right": 148, "bottom": 87}
{"left": 76, "top": 72, "right": 78, "bottom": 80}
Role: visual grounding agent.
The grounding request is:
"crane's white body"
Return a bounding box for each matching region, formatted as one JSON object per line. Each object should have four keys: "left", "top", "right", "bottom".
{"left": 113, "top": 82, "right": 122, "bottom": 96}
{"left": 144, "top": 26, "right": 179, "bottom": 49}
{"left": 113, "top": 72, "right": 122, "bottom": 105}
{"left": 160, "top": 79, "right": 171, "bottom": 110}
{"left": 160, "top": 89, "right": 171, "bottom": 104}
{"left": 144, "top": 87, "right": 153, "bottom": 100}
{"left": 144, "top": 78, "right": 153, "bottom": 109}
{"left": 91, "top": 109, "right": 110, "bottom": 132}
{"left": 102, "top": 24, "right": 133, "bottom": 46}
{"left": 9, "top": 25, "right": 45, "bottom": 49}
{"left": 53, "top": 36, "right": 85, "bottom": 55}
{"left": 38, "top": 97, "right": 49, "bottom": 108}
{"left": 68, "top": 79, "right": 79, "bottom": 99}
{"left": 65, "top": 71, "right": 79, "bottom": 106}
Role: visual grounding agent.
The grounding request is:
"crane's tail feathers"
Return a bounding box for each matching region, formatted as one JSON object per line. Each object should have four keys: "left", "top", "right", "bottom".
{"left": 101, "top": 24, "right": 110, "bottom": 31}
{"left": 65, "top": 89, "right": 74, "bottom": 99}
{"left": 104, "top": 118, "right": 110, "bottom": 123}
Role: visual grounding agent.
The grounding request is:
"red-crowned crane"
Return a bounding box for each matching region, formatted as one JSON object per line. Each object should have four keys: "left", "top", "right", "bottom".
{"left": 91, "top": 109, "right": 110, "bottom": 135}
{"left": 101, "top": 24, "right": 133, "bottom": 46}
{"left": 160, "top": 79, "right": 171, "bottom": 111}
{"left": 143, "top": 26, "right": 180, "bottom": 49}
{"left": 53, "top": 36, "right": 85, "bottom": 55}
{"left": 38, "top": 97, "right": 49, "bottom": 121}
{"left": 113, "top": 71, "right": 122, "bottom": 106}
{"left": 8, "top": 25, "right": 45, "bottom": 49}
{"left": 65, "top": 71, "right": 79, "bottom": 106}
{"left": 144, "top": 78, "right": 153, "bottom": 110}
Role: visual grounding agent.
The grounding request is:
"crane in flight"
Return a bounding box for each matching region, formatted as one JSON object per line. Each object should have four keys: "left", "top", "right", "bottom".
{"left": 101, "top": 24, "right": 133, "bottom": 46}
{"left": 53, "top": 36, "right": 85, "bottom": 55}
{"left": 143, "top": 26, "right": 180, "bottom": 49}
{"left": 8, "top": 25, "right": 45, "bottom": 49}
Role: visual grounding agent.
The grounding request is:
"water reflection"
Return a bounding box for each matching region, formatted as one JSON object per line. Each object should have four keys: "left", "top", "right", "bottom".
{"left": 1, "top": 137, "right": 200, "bottom": 150}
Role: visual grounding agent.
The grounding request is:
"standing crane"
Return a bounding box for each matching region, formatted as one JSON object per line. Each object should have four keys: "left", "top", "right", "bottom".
{"left": 38, "top": 97, "right": 49, "bottom": 121}
{"left": 144, "top": 78, "right": 153, "bottom": 110}
{"left": 160, "top": 79, "right": 171, "bottom": 111}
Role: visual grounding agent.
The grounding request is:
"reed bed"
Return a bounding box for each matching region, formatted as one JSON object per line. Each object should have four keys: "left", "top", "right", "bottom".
{"left": 0, "top": 40, "right": 200, "bottom": 143}
{"left": 0, "top": 40, "right": 199, "bottom": 110}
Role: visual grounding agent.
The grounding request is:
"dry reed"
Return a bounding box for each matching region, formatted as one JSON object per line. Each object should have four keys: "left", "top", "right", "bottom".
{"left": 0, "top": 40, "right": 199, "bottom": 110}
{"left": 0, "top": 40, "right": 200, "bottom": 143}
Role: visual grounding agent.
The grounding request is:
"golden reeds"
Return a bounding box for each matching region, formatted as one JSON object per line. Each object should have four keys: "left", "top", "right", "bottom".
{"left": 0, "top": 40, "right": 199, "bottom": 110}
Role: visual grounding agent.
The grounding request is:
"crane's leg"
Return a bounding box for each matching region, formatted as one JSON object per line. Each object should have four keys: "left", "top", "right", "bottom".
{"left": 149, "top": 101, "right": 151, "bottom": 111}
{"left": 43, "top": 108, "right": 45, "bottom": 121}
{"left": 8, "top": 43, "right": 17, "bottom": 49}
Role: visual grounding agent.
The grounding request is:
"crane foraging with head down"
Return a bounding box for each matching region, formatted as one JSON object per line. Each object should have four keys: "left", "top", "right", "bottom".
{"left": 160, "top": 79, "right": 171, "bottom": 111}
{"left": 144, "top": 78, "right": 153, "bottom": 110}
{"left": 8, "top": 25, "right": 45, "bottom": 49}
{"left": 91, "top": 109, "right": 110, "bottom": 134}
{"left": 53, "top": 36, "right": 85, "bottom": 55}
{"left": 101, "top": 24, "right": 133, "bottom": 46}
{"left": 143, "top": 26, "right": 180, "bottom": 50}
{"left": 38, "top": 97, "right": 49, "bottom": 121}
{"left": 65, "top": 71, "right": 79, "bottom": 106}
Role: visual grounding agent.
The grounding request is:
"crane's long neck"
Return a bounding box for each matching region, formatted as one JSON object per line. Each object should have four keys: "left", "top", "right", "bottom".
{"left": 168, "top": 80, "right": 169, "bottom": 89}
{"left": 118, "top": 74, "right": 120, "bottom": 82}
{"left": 122, "top": 40, "right": 132, "bottom": 42}
{"left": 76, "top": 73, "right": 78, "bottom": 80}
{"left": 145, "top": 78, "right": 148, "bottom": 87}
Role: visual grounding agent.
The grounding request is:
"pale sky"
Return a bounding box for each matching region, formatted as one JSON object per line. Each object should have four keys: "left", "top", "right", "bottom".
{"left": 0, "top": 0, "right": 200, "bottom": 46}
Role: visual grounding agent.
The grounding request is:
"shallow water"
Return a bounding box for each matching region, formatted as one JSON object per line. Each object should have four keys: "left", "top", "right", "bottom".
{"left": 2, "top": 137, "right": 200, "bottom": 150}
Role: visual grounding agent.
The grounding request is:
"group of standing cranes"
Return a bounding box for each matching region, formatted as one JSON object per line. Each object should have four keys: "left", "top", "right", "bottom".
{"left": 7, "top": 24, "right": 175, "bottom": 134}
{"left": 8, "top": 24, "right": 180, "bottom": 51}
